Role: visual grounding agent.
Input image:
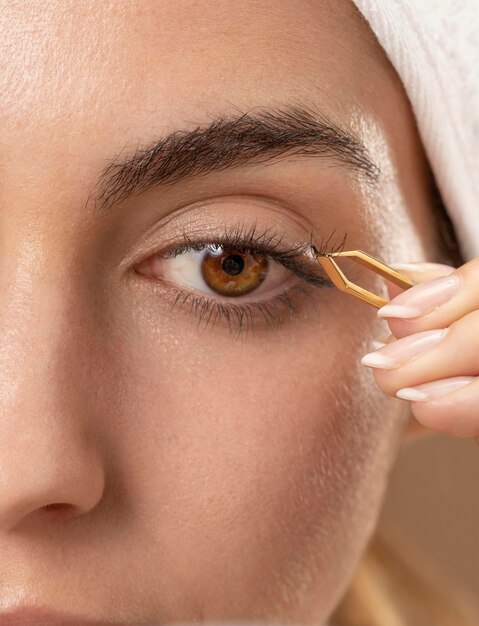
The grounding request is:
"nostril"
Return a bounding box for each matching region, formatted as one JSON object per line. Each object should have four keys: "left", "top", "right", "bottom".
{"left": 43, "top": 503, "right": 67, "bottom": 511}
{"left": 42, "top": 503, "right": 77, "bottom": 520}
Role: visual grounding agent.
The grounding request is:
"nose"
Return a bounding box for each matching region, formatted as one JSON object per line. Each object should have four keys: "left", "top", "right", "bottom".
{"left": 0, "top": 434, "right": 105, "bottom": 531}
{"left": 0, "top": 267, "right": 106, "bottom": 532}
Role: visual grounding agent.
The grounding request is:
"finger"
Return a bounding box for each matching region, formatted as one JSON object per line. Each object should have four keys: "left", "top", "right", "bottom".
{"left": 363, "top": 308, "right": 479, "bottom": 397}
{"left": 379, "top": 263, "right": 454, "bottom": 338}
{"left": 368, "top": 263, "right": 453, "bottom": 346}
{"left": 384, "top": 261, "right": 456, "bottom": 301}
{"left": 377, "top": 257, "right": 479, "bottom": 340}
{"left": 394, "top": 375, "right": 479, "bottom": 438}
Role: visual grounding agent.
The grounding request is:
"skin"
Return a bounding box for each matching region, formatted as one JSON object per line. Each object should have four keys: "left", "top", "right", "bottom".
{"left": 0, "top": 0, "right": 472, "bottom": 623}
{"left": 367, "top": 263, "right": 479, "bottom": 443}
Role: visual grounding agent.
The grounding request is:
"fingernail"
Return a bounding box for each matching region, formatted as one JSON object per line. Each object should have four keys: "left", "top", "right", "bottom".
{"left": 396, "top": 376, "right": 475, "bottom": 401}
{"left": 361, "top": 328, "right": 448, "bottom": 369}
{"left": 377, "top": 304, "right": 423, "bottom": 318}
{"left": 377, "top": 274, "right": 461, "bottom": 318}
{"left": 371, "top": 340, "right": 386, "bottom": 351}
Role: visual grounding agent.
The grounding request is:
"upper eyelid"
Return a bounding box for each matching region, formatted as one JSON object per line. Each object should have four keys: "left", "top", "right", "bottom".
{"left": 154, "top": 216, "right": 346, "bottom": 267}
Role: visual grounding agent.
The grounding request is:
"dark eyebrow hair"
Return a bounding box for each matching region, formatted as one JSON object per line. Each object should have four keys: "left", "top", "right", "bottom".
{"left": 87, "top": 102, "right": 380, "bottom": 215}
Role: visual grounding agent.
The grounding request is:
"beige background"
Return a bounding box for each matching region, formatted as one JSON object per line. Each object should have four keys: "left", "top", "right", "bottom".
{"left": 379, "top": 433, "right": 479, "bottom": 597}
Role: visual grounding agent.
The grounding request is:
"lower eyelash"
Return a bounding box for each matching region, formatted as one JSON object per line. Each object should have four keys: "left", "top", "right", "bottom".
{"left": 167, "top": 281, "right": 320, "bottom": 339}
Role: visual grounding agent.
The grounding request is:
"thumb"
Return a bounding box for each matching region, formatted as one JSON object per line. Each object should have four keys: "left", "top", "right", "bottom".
{"left": 384, "top": 261, "right": 457, "bottom": 301}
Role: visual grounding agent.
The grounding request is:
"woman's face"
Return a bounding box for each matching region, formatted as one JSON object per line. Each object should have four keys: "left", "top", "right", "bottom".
{"left": 0, "top": 1, "right": 438, "bottom": 623}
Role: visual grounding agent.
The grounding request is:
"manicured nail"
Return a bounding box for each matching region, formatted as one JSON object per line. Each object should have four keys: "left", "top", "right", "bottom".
{"left": 377, "top": 304, "right": 422, "bottom": 318}
{"left": 377, "top": 274, "right": 461, "bottom": 318}
{"left": 396, "top": 376, "right": 475, "bottom": 401}
{"left": 361, "top": 328, "right": 448, "bottom": 369}
{"left": 371, "top": 340, "right": 386, "bottom": 351}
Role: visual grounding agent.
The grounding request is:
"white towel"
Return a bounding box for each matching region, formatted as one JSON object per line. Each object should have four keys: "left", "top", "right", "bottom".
{"left": 350, "top": 0, "right": 479, "bottom": 262}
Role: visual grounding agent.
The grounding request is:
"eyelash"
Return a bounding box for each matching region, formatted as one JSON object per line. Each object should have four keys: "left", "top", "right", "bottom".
{"left": 148, "top": 221, "right": 348, "bottom": 337}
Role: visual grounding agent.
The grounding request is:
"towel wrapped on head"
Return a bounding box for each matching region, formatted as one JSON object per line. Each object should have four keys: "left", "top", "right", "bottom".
{"left": 351, "top": 0, "right": 479, "bottom": 262}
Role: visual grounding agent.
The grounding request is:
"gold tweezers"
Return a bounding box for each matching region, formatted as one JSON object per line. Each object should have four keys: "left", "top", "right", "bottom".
{"left": 316, "top": 250, "right": 416, "bottom": 308}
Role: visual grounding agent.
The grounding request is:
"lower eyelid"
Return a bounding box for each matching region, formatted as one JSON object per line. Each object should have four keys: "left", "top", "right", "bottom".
{"left": 146, "top": 270, "right": 301, "bottom": 306}
{"left": 140, "top": 275, "right": 322, "bottom": 335}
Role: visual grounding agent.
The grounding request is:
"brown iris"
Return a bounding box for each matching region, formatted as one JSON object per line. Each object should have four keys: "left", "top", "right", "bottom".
{"left": 201, "top": 246, "right": 269, "bottom": 297}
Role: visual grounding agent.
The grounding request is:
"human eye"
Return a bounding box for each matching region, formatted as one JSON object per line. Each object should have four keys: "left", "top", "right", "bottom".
{"left": 135, "top": 219, "right": 347, "bottom": 338}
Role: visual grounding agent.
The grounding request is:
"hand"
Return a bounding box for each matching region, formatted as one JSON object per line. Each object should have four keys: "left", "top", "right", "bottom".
{"left": 360, "top": 258, "right": 479, "bottom": 445}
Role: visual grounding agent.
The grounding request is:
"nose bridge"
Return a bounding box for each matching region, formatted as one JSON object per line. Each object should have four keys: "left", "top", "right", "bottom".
{"left": 0, "top": 236, "right": 106, "bottom": 530}
{"left": 0, "top": 237, "right": 78, "bottom": 409}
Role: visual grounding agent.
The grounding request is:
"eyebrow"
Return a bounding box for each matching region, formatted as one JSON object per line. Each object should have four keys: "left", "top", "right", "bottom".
{"left": 87, "top": 102, "right": 381, "bottom": 215}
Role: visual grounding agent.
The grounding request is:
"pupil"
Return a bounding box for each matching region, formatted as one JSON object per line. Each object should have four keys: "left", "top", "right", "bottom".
{"left": 222, "top": 254, "right": 244, "bottom": 276}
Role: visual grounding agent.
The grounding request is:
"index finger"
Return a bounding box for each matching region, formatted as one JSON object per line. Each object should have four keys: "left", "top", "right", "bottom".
{"left": 378, "top": 258, "right": 479, "bottom": 340}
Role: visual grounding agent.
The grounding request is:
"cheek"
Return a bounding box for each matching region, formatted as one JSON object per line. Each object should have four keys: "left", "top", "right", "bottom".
{"left": 101, "top": 294, "right": 407, "bottom": 616}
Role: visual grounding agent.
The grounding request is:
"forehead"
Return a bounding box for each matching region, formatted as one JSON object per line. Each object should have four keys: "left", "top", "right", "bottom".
{"left": 0, "top": 0, "right": 404, "bottom": 235}
{"left": 0, "top": 0, "right": 384, "bottom": 134}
